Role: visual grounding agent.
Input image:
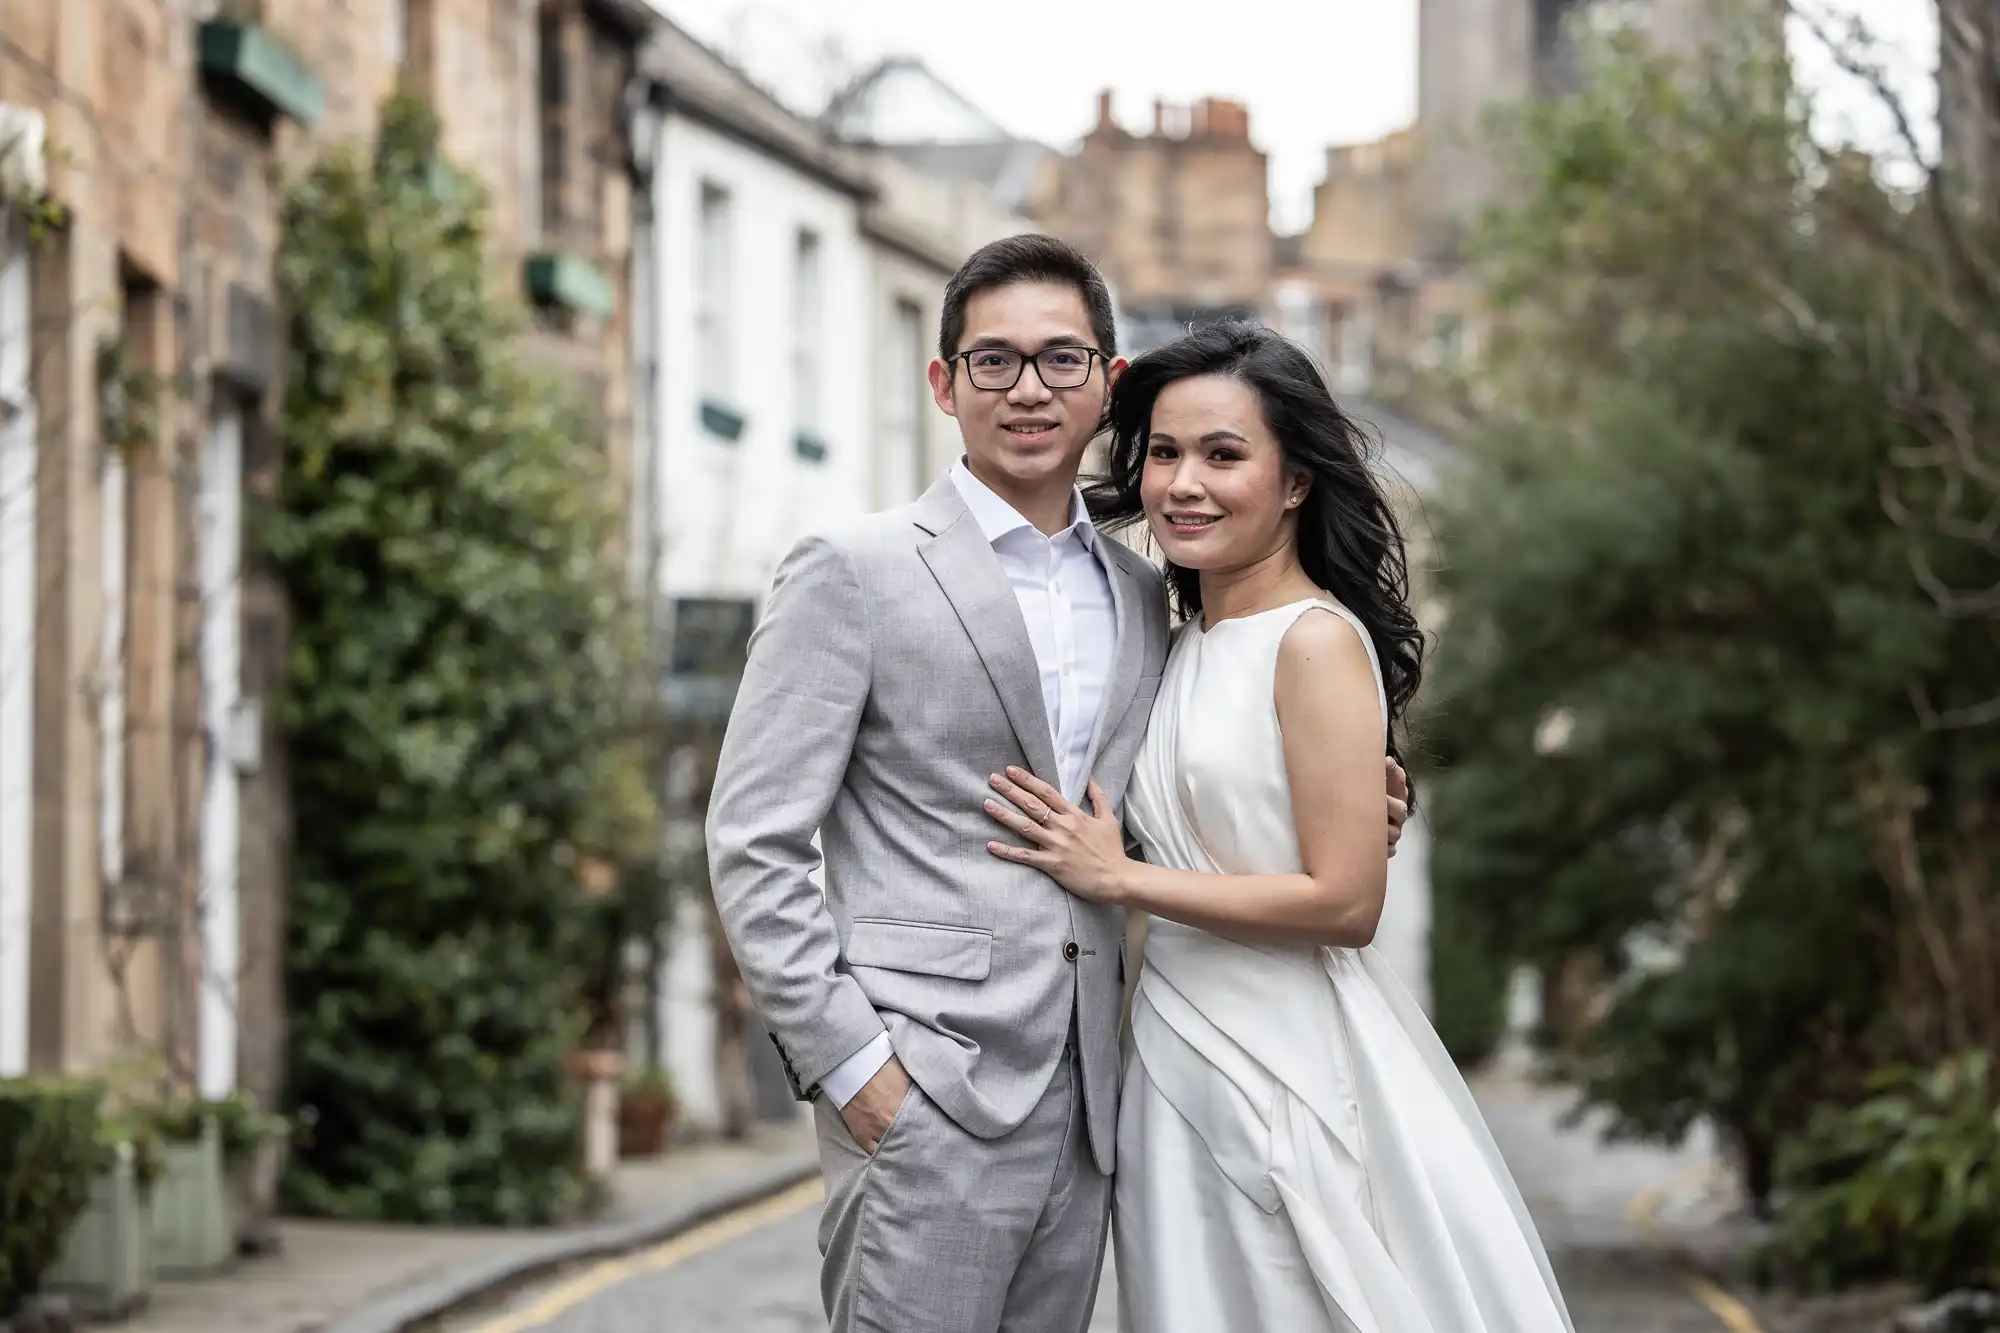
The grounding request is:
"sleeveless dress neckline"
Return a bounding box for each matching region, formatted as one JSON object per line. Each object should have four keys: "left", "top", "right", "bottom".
{"left": 1194, "top": 594, "right": 1336, "bottom": 637}
{"left": 1113, "top": 596, "right": 1575, "bottom": 1333}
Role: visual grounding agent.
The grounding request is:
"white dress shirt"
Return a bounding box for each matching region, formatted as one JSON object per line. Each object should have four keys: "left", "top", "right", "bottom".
{"left": 820, "top": 460, "right": 1120, "bottom": 1108}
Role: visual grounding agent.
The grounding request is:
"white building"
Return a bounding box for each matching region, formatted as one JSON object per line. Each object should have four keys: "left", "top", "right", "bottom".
{"left": 635, "top": 23, "right": 877, "bottom": 1134}
{"left": 644, "top": 27, "right": 875, "bottom": 612}
{"left": 828, "top": 58, "right": 1042, "bottom": 511}
{"left": 633, "top": 27, "right": 1048, "bottom": 1135}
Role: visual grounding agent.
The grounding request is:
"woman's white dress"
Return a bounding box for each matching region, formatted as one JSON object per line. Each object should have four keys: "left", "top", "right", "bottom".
{"left": 1115, "top": 599, "right": 1575, "bottom": 1333}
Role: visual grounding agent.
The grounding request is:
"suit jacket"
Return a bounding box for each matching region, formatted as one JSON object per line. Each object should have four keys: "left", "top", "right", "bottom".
{"left": 706, "top": 474, "right": 1170, "bottom": 1172}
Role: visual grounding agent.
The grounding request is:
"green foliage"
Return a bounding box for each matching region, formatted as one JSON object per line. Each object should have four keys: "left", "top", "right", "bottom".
{"left": 621, "top": 1063, "right": 674, "bottom": 1098}
{"left": 146, "top": 1092, "right": 289, "bottom": 1166}
{"left": 1426, "top": 864, "right": 1513, "bottom": 1067}
{"left": 1767, "top": 1053, "right": 2000, "bottom": 1293}
{"left": 97, "top": 1110, "right": 165, "bottom": 1190}
{"left": 0, "top": 1079, "right": 107, "bottom": 1317}
{"left": 272, "top": 92, "right": 651, "bottom": 1225}
{"left": 1426, "top": 10, "right": 2000, "bottom": 1213}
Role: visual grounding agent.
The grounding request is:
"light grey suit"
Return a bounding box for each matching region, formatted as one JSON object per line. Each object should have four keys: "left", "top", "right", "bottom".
{"left": 707, "top": 474, "right": 1168, "bottom": 1331}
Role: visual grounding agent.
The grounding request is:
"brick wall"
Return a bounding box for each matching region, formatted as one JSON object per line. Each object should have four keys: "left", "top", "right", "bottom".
{"left": 1036, "top": 94, "right": 1273, "bottom": 320}
{"left": 1, "top": 0, "right": 647, "bottom": 1184}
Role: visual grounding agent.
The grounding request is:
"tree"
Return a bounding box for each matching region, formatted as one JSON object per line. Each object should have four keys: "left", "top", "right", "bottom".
{"left": 269, "top": 94, "right": 648, "bottom": 1224}
{"left": 1425, "top": 13, "right": 2000, "bottom": 1209}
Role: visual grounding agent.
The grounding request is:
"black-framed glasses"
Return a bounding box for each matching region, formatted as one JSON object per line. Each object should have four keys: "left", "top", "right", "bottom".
{"left": 955, "top": 345, "right": 1104, "bottom": 391}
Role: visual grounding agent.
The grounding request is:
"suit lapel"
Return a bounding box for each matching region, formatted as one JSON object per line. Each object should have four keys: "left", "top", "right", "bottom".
{"left": 1083, "top": 542, "right": 1148, "bottom": 778}
{"left": 915, "top": 482, "right": 1061, "bottom": 784}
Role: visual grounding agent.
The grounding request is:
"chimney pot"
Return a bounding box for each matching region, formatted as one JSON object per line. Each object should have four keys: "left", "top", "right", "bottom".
{"left": 1096, "top": 88, "right": 1114, "bottom": 130}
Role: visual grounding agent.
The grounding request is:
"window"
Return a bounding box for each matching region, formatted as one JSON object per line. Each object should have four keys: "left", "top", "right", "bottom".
{"left": 0, "top": 223, "right": 34, "bottom": 1076}
{"left": 1332, "top": 301, "right": 1374, "bottom": 394}
{"left": 878, "top": 298, "right": 927, "bottom": 505}
{"left": 1427, "top": 310, "right": 1466, "bottom": 367}
{"left": 1275, "top": 282, "right": 1320, "bottom": 360}
{"left": 791, "top": 229, "right": 823, "bottom": 459}
{"left": 197, "top": 392, "right": 246, "bottom": 1099}
{"left": 697, "top": 184, "right": 734, "bottom": 411}
{"left": 669, "top": 598, "right": 758, "bottom": 678}
{"left": 389, "top": 0, "right": 407, "bottom": 66}
{"left": 664, "top": 597, "right": 757, "bottom": 722}
{"left": 1534, "top": 0, "right": 1586, "bottom": 94}
{"left": 537, "top": 9, "right": 567, "bottom": 239}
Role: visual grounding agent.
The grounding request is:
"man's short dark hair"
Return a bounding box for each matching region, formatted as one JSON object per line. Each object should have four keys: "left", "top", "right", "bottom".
{"left": 938, "top": 234, "right": 1118, "bottom": 363}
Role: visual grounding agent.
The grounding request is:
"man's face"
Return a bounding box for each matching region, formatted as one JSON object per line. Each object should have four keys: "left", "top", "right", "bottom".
{"left": 928, "top": 281, "right": 1123, "bottom": 495}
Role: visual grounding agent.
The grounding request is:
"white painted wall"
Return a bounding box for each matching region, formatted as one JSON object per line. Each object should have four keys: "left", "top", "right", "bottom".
{"left": 0, "top": 225, "right": 34, "bottom": 1076}
{"left": 863, "top": 249, "right": 946, "bottom": 511}
{"left": 859, "top": 151, "right": 1038, "bottom": 509}
{"left": 197, "top": 401, "right": 243, "bottom": 1098}
{"left": 655, "top": 115, "right": 872, "bottom": 603}
{"left": 652, "top": 112, "right": 872, "bottom": 1133}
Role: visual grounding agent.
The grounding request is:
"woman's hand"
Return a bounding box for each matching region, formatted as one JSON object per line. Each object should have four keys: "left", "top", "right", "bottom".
{"left": 984, "top": 767, "right": 1132, "bottom": 904}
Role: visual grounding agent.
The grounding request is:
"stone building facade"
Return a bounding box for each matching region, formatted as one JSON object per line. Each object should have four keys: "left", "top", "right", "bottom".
{"left": 0, "top": 0, "right": 653, "bottom": 1166}
{"left": 1034, "top": 92, "right": 1272, "bottom": 352}
{"left": 1939, "top": 0, "right": 2000, "bottom": 214}
{"left": 1275, "top": 127, "right": 1456, "bottom": 392}
{"left": 1416, "top": 0, "right": 1732, "bottom": 260}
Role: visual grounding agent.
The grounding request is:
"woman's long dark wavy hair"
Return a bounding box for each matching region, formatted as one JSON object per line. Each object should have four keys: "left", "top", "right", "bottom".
{"left": 1084, "top": 321, "right": 1425, "bottom": 764}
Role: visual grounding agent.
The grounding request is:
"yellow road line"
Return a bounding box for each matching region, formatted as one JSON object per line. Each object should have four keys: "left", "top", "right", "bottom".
{"left": 468, "top": 1177, "right": 825, "bottom": 1333}
{"left": 1624, "top": 1171, "right": 1766, "bottom": 1333}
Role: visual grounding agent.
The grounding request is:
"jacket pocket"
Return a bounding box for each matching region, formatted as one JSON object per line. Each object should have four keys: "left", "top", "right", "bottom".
{"left": 846, "top": 918, "right": 993, "bottom": 981}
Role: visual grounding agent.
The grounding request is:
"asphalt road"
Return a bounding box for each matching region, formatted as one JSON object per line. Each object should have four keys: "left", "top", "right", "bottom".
{"left": 455, "top": 1194, "right": 1120, "bottom": 1333}
{"left": 456, "top": 1071, "right": 1743, "bottom": 1333}
{"left": 453, "top": 1189, "right": 1730, "bottom": 1333}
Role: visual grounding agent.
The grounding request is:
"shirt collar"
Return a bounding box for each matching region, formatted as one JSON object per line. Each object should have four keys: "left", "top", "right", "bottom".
{"left": 949, "top": 458, "right": 1098, "bottom": 550}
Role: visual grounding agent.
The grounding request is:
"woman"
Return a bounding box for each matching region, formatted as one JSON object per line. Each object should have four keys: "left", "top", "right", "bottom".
{"left": 981, "top": 323, "right": 1574, "bottom": 1333}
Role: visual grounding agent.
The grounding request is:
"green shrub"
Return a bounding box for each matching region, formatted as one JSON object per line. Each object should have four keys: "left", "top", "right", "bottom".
{"left": 621, "top": 1064, "right": 673, "bottom": 1097}
{"left": 97, "top": 1109, "right": 165, "bottom": 1190}
{"left": 1426, "top": 875, "right": 1513, "bottom": 1068}
{"left": 1768, "top": 1052, "right": 2000, "bottom": 1293}
{"left": 273, "top": 92, "right": 643, "bottom": 1224}
{"left": 0, "top": 1079, "right": 107, "bottom": 1317}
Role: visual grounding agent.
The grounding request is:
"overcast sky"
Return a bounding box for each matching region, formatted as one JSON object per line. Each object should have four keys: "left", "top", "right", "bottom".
{"left": 652, "top": 0, "right": 1940, "bottom": 231}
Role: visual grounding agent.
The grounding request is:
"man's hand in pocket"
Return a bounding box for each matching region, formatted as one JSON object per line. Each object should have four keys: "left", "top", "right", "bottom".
{"left": 840, "top": 1055, "right": 912, "bottom": 1154}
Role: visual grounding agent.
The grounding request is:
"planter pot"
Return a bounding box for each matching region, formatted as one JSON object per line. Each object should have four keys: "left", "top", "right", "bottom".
{"left": 617, "top": 1091, "right": 677, "bottom": 1158}
{"left": 149, "top": 1120, "right": 234, "bottom": 1277}
{"left": 43, "top": 1143, "right": 154, "bottom": 1319}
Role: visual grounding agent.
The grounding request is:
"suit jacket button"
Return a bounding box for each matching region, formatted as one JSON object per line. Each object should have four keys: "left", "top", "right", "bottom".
{"left": 1063, "top": 941, "right": 1080, "bottom": 962}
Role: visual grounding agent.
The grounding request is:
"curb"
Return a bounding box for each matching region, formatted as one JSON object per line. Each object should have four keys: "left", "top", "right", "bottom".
{"left": 320, "top": 1149, "right": 823, "bottom": 1333}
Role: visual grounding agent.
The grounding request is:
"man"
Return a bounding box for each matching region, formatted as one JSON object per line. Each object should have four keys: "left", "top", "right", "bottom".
{"left": 707, "top": 234, "right": 1409, "bottom": 1331}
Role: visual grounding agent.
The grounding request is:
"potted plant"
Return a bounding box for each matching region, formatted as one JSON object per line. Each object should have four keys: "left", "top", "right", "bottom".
{"left": 0, "top": 1078, "right": 108, "bottom": 1323}
{"left": 617, "top": 1065, "right": 677, "bottom": 1159}
{"left": 142, "top": 1100, "right": 233, "bottom": 1277}
{"left": 42, "top": 1113, "right": 159, "bottom": 1319}
{"left": 206, "top": 1093, "right": 289, "bottom": 1257}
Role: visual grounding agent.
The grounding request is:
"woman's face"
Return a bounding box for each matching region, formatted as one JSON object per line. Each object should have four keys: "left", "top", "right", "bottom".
{"left": 1139, "top": 373, "right": 1306, "bottom": 573}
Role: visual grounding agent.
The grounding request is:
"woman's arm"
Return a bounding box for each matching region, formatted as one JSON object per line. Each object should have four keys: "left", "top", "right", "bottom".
{"left": 984, "top": 609, "right": 1391, "bottom": 948}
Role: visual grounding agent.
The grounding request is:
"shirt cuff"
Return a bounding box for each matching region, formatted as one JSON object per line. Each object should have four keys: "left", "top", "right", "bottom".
{"left": 818, "top": 1032, "right": 893, "bottom": 1108}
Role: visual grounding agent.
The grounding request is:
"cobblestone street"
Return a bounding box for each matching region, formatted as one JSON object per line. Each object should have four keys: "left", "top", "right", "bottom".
{"left": 448, "top": 1066, "right": 1745, "bottom": 1333}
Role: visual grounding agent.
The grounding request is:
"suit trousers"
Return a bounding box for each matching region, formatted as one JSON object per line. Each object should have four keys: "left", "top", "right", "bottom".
{"left": 813, "top": 1043, "right": 1111, "bottom": 1332}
